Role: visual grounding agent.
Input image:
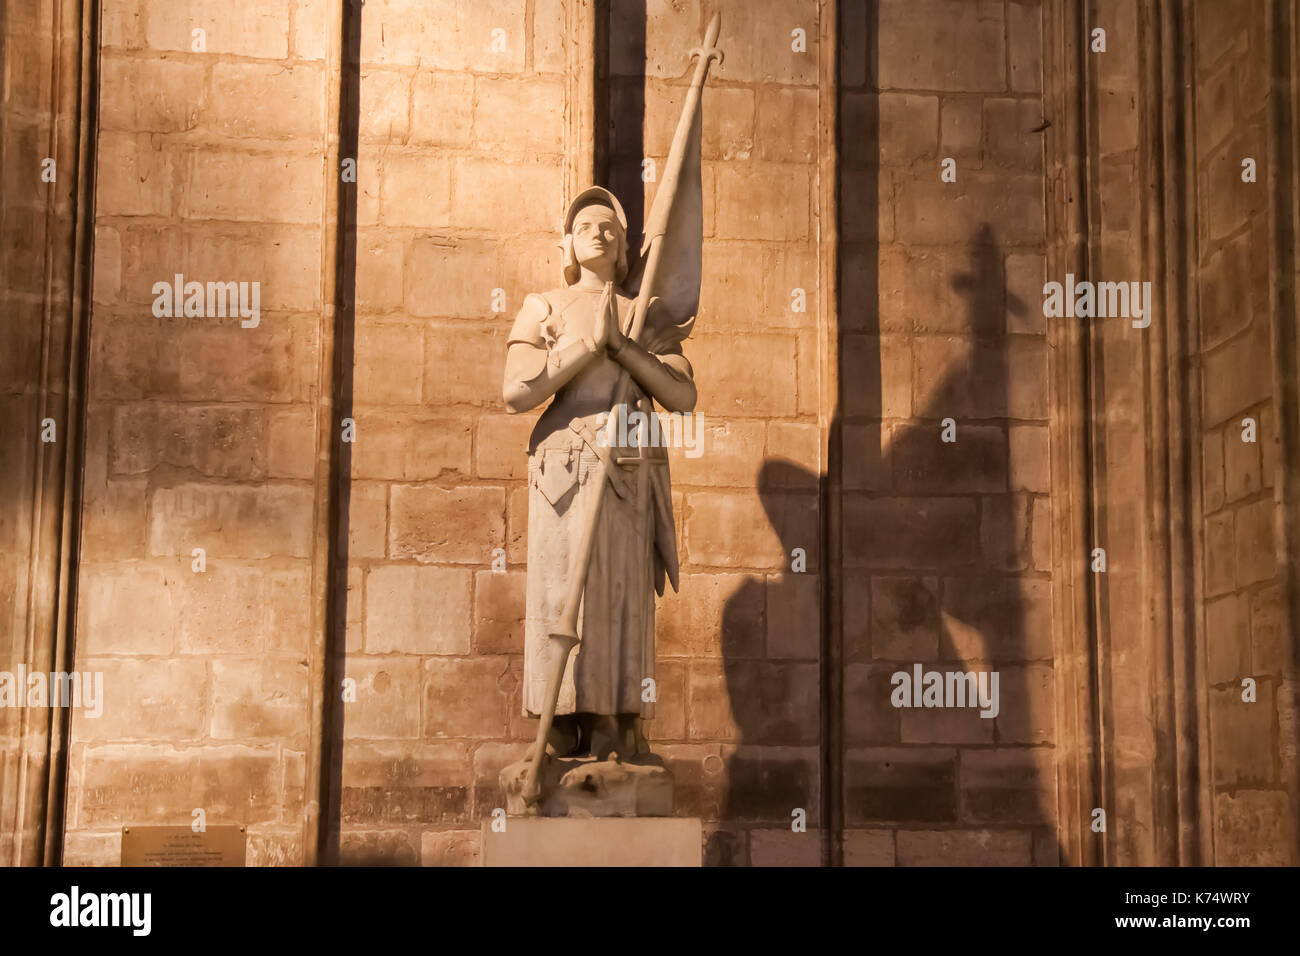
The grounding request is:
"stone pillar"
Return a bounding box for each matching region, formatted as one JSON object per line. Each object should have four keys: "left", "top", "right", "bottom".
{"left": 1042, "top": 0, "right": 1102, "bottom": 868}
{"left": 0, "top": 0, "right": 98, "bottom": 865}
{"left": 1266, "top": 0, "right": 1300, "bottom": 868}
{"left": 1044, "top": 0, "right": 1299, "bottom": 865}
{"left": 1136, "top": 0, "right": 1211, "bottom": 866}
{"left": 1044, "top": 0, "right": 1210, "bottom": 867}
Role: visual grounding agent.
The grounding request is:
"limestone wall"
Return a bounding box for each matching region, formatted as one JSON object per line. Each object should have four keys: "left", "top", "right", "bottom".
{"left": 338, "top": 0, "right": 564, "bottom": 867}
{"left": 1191, "top": 0, "right": 1292, "bottom": 865}
{"left": 340, "top": 0, "right": 829, "bottom": 867}
{"left": 52, "top": 0, "right": 1059, "bottom": 868}
{"left": 838, "top": 0, "right": 1056, "bottom": 866}
{"left": 63, "top": 0, "right": 338, "bottom": 866}
{"left": 11, "top": 0, "right": 1290, "bottom": 869}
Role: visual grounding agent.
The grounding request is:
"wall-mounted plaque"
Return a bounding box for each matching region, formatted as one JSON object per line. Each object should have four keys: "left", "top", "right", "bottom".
{"left": 120, "top": 826, "right": 247, "bottom": 866}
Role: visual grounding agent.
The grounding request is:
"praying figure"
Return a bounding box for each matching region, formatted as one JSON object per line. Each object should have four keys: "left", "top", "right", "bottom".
{"left": 502, "top": 186, "right": 696, "bottom": 768}
{"left": 499, "top": 13, "right": 718, "bottom": 817}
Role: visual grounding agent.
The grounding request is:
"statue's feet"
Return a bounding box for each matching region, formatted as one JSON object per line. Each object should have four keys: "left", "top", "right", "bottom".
{"left": 547, "top": 715, "right": 582, "bottom": 757}
{"left": 621, "top": 714, "right": 650, "bottom": 759}
{"left": 588, "top": 715, "right": 622, "bottom": 761}
{"left": 501, "top": 745, "right": 674, "bottom": 817}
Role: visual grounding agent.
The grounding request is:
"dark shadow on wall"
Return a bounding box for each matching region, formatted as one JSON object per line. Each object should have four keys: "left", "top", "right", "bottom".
{"left": 318, "top": 0, "right": 362, "bottom": 866}
{"left": 608, "top": 0, "right": 647, "bottom": 245}
{"left": 715, "top": 218, "right": 1062, "bottom": 865}
{"left": 370, "top": 0, "right": 1059, "bottom": 868}
{"left": 698, "top": 0, "right": 882, "bottom": 868}
{"left": 709, "top": 461, "right": 823, "bottom": 866}
{"left": 865, "top": 225, "right": 1059, "bottom": 866}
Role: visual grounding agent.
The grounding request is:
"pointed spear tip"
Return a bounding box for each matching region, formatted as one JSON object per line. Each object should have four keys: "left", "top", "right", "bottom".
{"left": 706, "top": 12, "right": 721, "bottom": 44}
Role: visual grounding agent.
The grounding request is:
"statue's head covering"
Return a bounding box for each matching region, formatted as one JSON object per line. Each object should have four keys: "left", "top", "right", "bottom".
{"left": 561, "top": 186, "right": 629, "bottom": 286}
{"left": 565, "top": 186, "right": 627, "bottom": 234}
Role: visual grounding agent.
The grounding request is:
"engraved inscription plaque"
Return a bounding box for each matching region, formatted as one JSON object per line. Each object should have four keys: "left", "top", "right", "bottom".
{"left": 120, "top": 826, "right": 247, "bottom": 866}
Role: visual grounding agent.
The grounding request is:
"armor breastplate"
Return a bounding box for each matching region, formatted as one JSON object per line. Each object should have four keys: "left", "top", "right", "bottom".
{"left": 528, "top": 287, "right": 661, "bottom": 459}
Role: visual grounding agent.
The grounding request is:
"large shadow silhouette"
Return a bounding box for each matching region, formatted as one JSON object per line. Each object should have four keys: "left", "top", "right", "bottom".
{"left": 716, "top": 222, "right": 1061, "bottom": 866}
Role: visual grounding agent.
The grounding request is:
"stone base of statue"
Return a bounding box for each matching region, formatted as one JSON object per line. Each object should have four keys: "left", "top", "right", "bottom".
{"left": 481, "top": 817, "right": 702, "bottom": 866}
{"left": 500, "top": 752, "right": 674, "bottom": 818}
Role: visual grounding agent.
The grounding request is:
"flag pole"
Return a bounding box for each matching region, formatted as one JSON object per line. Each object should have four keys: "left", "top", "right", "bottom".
{"left": 522, "top": 14, "right": 723, "bottom": 806}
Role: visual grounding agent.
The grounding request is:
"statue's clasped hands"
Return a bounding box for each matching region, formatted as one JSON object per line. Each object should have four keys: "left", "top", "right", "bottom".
{"left": 586, "top": 281, "right": 627, "bottom": 357}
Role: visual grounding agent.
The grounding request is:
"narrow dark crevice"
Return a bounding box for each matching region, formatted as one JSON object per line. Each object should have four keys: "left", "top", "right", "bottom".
{"left": 317, "top": 0, "right": 364, "bottom": 867}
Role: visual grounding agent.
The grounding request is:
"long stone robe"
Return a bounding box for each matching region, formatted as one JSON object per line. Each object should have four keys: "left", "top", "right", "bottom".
{"left": 509, "top": 285, "right": 685, "bottom": 718}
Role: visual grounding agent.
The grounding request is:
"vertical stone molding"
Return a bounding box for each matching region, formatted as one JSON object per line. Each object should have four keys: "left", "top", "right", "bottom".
{"left": 1043, "top": 0, "right": 1298, "bottom": 865}
{"left": 1042, "top": 0, "right": 1103, "bottom": 868}
{"left": 1263, "top": 0, "right": 1300, "bottom": 867}
{"left": 0, "top": 0, "right": 99, "bottom": 865}
{"left": 1138, "top": 0, "right": 1210, "bottom": 866}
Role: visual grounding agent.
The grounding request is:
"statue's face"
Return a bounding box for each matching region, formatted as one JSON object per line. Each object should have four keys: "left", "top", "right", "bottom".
{"left": 570, "top": 204, "right": 622, "bottom": 273}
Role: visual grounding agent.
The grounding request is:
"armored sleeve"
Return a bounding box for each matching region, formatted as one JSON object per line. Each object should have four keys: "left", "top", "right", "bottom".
{"left": 507, "top": 293, "right": 551, "bottom": 347}
{"left": 502, "top": 292, "right": 596, "bottom": 413}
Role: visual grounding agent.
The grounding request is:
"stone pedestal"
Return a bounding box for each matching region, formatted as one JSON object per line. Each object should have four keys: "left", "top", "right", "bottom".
{"left": 480, "top": 818, "right": 702, "bottom": 866}
{"left": 500, "top": 754, "right": 673, "bottom": 817}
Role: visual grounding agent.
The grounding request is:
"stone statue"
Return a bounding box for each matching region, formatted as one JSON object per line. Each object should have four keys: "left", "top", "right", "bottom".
{"left": 499, "top": 16, "right": 722, "bottom": 817}
{"left": 499, "top": 188, "right": 694, "bottom": 816}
